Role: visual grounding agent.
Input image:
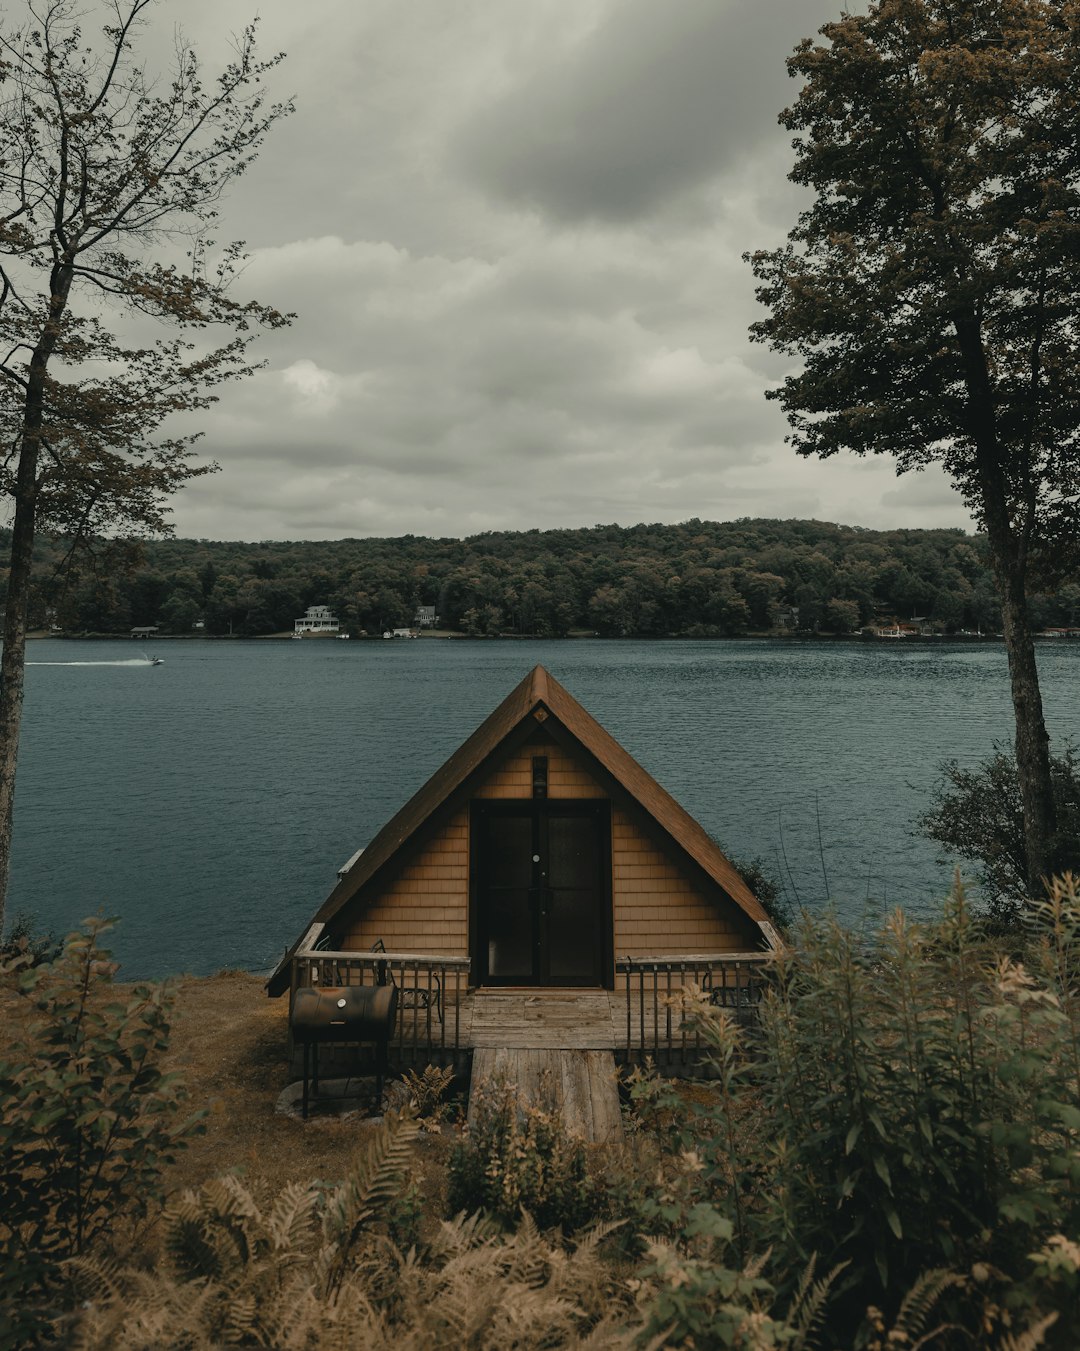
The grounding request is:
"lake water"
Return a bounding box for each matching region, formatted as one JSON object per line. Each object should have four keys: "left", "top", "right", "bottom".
{"left": 13, "top": 636, "right": 1080, "bottom": 978}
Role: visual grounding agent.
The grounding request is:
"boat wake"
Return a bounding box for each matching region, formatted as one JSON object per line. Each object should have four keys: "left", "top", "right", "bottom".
{"left": 28, "top": 658, "right": 163, "bottom": 667}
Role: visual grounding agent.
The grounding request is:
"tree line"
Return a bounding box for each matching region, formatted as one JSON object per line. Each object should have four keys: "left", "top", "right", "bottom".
{"left": 19, "top": 517, "right": 1080, "bottom": 639}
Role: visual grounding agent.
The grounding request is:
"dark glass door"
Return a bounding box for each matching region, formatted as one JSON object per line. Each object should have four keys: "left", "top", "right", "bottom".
{"left": 473, "top": 801, "right": 610, "bottom": 986}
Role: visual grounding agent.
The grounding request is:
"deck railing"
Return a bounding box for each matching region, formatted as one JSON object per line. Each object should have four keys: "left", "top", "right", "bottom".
{"left": 291, "top": 931, "right": 471, "bottom": 1068}
{"left": 615, "top": 953, "right": 772, "bottom": 1069}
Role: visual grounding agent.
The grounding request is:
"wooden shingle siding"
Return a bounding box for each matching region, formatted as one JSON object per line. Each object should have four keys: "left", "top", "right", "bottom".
{"left": 338, "top": 809, "right": 470, "bottom": 955}
{"left": 612, "top": 808, "right": 753, "bottom": 955}
{"left": 334, "top": 741, "right": 753, "bottom": 967}
{"left": 474, "top": 741, "right": 605, "bottom": 800}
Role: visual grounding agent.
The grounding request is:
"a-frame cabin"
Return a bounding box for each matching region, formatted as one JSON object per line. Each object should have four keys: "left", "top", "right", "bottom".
{"left": 268, "top": 665, "right": 777, "bottom": 1004}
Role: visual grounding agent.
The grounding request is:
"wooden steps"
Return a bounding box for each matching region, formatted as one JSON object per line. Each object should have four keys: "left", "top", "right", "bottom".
{"left": 468, "top": 1046, "right": 623, "bottom": 1144}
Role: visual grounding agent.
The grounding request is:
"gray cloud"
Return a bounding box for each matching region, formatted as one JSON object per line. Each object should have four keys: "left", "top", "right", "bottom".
{"left": 96, "top": 0, "right": 973, "bottom": 544}
{"left": 453, "top": 0, "right": 835, "bottom": 224}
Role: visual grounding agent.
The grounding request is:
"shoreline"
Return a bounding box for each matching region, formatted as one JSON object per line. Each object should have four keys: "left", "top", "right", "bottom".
{"left": 29, "top": 629, "right": 1040, "bottom": 644}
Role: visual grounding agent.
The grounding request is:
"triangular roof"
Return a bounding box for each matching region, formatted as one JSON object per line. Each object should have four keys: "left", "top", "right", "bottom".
{"left": 268, "top": 665, "right": 776, "bottom": 995}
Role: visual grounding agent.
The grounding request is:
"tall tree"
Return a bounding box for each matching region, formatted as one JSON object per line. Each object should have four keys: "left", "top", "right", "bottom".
{"left": 0, "top": 0, "right": 292, "bottom": 932}
{"left": 748, "top": 0, "right": 1080, "bottom": 894}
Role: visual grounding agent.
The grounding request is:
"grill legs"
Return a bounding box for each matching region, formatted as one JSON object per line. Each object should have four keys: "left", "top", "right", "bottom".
{"left": 299, "top": 1039, "right": 388, "bottom": 1121}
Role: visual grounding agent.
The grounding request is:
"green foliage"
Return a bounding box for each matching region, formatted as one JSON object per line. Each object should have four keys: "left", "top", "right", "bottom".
{"left": 16, "top": 882, "right": 1080, "bottom": 1348}
{"left": 746, "top": 0, "right": 1080, "bottom": 894}
{"left": 0, "top": 916, "right": 201, "bottom": 1346}
{"left": 634, "top": 1225, "right": 785, "bottom": 1350}
{"left": 0, "top": 909, "right": 60, "bottom": 965}
{"left": 634, "top": 1239, "right": 844, "bottom": 1351}
{"left": 447, "top": 1074, "right": 597, "bottom": 1233}
{"left": 918, "top": 745, "right": 1080, "bottom": 920}
{"left": 614, "top": 1006, "right": 767, "bottom": 1302}
{"left": 728, "top": 854, "right": 794, "bottom": 935}
{"left": 0, "top": 1, "right": 292, "bottom": 548}
{"left": 31, "top": 515, "right": 1056, "bottom": 640}
{"left": 619, "top": 1058, "right": 694, "bottom": 1150}
{"left": 660, "top": 877, "right": 1080, "bottom": 1347}
{"left": 746, "top": 0, "right": 1080, "bottom": 568}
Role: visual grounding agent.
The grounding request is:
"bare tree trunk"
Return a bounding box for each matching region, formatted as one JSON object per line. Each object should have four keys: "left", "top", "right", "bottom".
{"left": 953, "top": 313, "right": 1058, "bottom": 897}
{"left": 995, "top": 552, "right": 1058, "bottom": 892}
{"left": 0, "top": 428, "right": 41, "bottom": 938}
{"left": 0, "top": 270, "right": 71, "bottom": 936}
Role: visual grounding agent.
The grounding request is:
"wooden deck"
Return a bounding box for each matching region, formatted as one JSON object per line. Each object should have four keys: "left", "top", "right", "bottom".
{"left": 465, "top": 990, "right": 621, "bottom": 1049}
{"left": 387, "top": 985, "right": 714, "bottom": 1059}
{"left": 397, "top": 986, "right": 714, "bottom": 1055}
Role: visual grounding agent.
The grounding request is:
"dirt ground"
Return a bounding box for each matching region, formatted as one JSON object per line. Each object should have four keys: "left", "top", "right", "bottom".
{"left": 2, "top": 969, "right": 457, "bottom": 1225}
{"left": 166, "top": 974, "right": 459, "bottom": 1206}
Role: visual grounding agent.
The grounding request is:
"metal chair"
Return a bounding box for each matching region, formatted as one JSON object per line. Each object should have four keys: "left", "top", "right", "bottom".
{"left": 702, "top": 967, "right": 757, "bottom": 1011}
{"left": 370, "top": 939, "right": 443, "bottom": 1023}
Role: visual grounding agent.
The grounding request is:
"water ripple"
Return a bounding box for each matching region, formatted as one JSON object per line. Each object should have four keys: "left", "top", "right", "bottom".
{"left": 13, "top": 637, "right": 1080, "bottom": 978}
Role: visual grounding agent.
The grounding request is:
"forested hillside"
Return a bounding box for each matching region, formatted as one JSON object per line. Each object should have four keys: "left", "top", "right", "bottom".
{"left": 20, "top": 518, "right": 1080, "bottom": 637}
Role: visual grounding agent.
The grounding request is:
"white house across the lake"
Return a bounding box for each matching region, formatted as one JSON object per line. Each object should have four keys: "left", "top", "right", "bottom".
{"left": 294, "top": 605, "right": 340, "bottom": 634}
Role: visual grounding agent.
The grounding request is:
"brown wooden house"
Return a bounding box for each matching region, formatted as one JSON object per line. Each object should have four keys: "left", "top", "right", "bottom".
{"left": 268, "top": 666, "right": 777, "bottom": 1018}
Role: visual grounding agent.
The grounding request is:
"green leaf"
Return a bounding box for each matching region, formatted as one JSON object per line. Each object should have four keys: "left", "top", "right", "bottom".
{"left": 1043, "top": 1100, "right": 1080, "bottom": 1130}
{"left": 998, "top": 1195, "right": 1040, "bottom": 1226}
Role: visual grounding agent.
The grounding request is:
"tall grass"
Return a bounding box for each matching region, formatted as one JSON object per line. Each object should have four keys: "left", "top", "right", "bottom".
{"left": 8, "top": 882, "right": 1080, "bottom": 1347}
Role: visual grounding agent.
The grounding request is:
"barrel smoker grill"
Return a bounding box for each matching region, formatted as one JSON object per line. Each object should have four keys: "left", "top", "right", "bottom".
{"left": 290, "top": 984, "right": 399, "bottom": 1119}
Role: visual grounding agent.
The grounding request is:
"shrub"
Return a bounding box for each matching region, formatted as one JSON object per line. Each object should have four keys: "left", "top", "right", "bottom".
{"left": 727, "top": 853, "right": 794, "bottom": 935}
{"left": 619, "top": 1058, "right": 694, "bottom": 1150}
{"left": 0, "top": 916, "right": 201, "bottom": 1344}
{"left": 446, "top": 1073, "right": 597, "bottom": 1232}
{"left": 678, "top": 877, "right": 1080, "bottom": 1347}
{"left": 917, "top": 744, "right": 1080, "bottom": 923}
{"left": 0, "top": 910, "right": 60, "bottom": 965}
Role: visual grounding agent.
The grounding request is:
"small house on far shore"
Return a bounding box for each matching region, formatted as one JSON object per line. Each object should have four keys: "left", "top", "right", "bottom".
{"left": 294, "top": 605, "right": 340, "bottom": 635}
{"left": 269, "top": 668, "right": 777, "bottom": 1064}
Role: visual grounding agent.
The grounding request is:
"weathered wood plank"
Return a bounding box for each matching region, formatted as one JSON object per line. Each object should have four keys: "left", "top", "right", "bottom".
{"left": 466, "top": 1046, "right": 622, "bottom": 1144}
{"left": 559, "top": 1051, "right": 593, "bottom": 1142}
{"left": 586, "top": 1050, "right": 624, "bottom": 1144}
{"left": 467, "top": 991, "right": 618, "bottom": 1049}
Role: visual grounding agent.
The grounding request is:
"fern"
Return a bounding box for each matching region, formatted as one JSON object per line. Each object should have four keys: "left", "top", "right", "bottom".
{"left": 164, "top": 1173, "right": 266, "bottom": 1281}
{"left": 61, "top": 1204, "right": 635, "bottom": 1349}
{"left": 266, "top": 1179, "right": 320, "bottom": 1259}
{"left": 785, "top": 1255, "right": 848, "bottom": 1350}
{"left": 399, "top": 1063, "right": 456, "bottom": 1124}
{"left": 318, "top": 1108, "right": 421, "bottom": 1295}
{"left": 863, "top": 1268, "right": 966, "bottom": 1351}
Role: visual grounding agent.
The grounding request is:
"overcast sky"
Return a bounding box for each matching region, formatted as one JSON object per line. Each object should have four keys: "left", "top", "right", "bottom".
{"left": 146, "top": 0, "right": 975, "bottom": 543}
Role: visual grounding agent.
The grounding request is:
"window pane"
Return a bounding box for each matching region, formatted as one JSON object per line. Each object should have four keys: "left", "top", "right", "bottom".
{"left": 547, "top": 815, "right": 599, "bottom": 890}
{"left": 485, "top": 815, "right": 533, "bottom": 888}
{"left": 487, "top": 888, "right": 533, "bottom": 978}
{"left": 547, "top": 888, "right": 598, "bottom": 982}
